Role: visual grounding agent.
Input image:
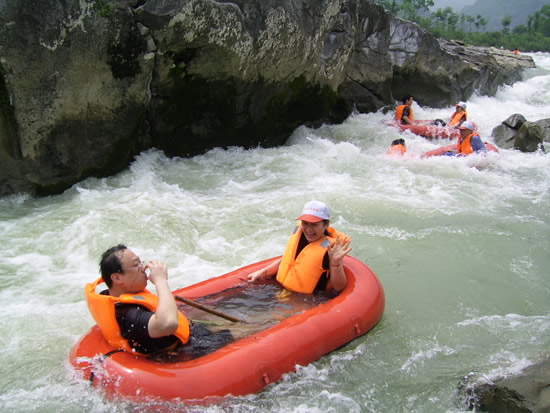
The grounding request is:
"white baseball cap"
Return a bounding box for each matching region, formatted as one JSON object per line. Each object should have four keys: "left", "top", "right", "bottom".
{"left": 455, "top": 101, "right": 467, "bottom": 110}
{"left": 296, "top": 200, "right": 330, "bottom": 223}
{"left": 459, "top": 121, "right": 474, "bottom": 130}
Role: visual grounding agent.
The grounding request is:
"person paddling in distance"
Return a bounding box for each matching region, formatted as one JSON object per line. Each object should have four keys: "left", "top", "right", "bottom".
{"left": 427, "top": 101, "right": 468, "bottom": 127}
{"left": 456, "top": 121, "right": 487, "bottom": 155}
{"left": 395, "top": 94, "right": 415, "bottom": 125}
{"left": 248, "top": 201, "right": 352, "bottom": 294}
{"left": 442, "top": 121, "right": 487, "bottom": 157}
{"left": 86, "top": 245, "right": 190, "bottom": 355}
{"left": 387, "top": 138, "right": 407, "bottom": 157}
{"left": 449, "top": 101, "right": 468, "bottom": 127}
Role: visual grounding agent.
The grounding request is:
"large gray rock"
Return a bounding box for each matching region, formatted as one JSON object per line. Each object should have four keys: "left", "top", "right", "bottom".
{"left": 0, "top": 0, "right": 153, "bottom": 195}
{"left": 438, "top": 39, "right": 536, "bottom": 98}
{"left": 465, "top": 358, "right": 550, "bottom": 413}
{"left": 0, "top": 0, "right": 537, "bottom": 196}
{"left": 492, "top": 114, "right": 549, "bottom": 152}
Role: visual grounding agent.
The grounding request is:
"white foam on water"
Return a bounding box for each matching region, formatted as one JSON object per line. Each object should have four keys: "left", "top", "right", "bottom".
{"left": 0, "top": 54, "right": 549, "bottom": 413}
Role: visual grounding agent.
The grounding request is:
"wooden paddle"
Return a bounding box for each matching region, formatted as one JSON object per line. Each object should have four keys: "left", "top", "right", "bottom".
{"left": 175, "top": 295, "right": 247, "bottom": 323}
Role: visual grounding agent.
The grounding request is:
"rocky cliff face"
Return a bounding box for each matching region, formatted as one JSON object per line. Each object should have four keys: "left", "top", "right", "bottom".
{"left": 0, "top": 0, "right": 535, "bottom": 196}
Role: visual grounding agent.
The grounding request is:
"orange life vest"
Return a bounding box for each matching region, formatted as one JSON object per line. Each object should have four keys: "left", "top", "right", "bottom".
{"left": 85, "top": 278, "right": 190, "bottom": 355}
{"left": 387, "top": 144, "right": 407, "bottom": 156}
{"left": 395, "top": 105, "right": 414, "bottom": 123}
{"left": 449, "top": 110, "right": 467, "bottom": 126}
{"left": 276, "top": 223, "right": 348, "bottom": 294}
{"left": 457, "top": 133, "right": 478, "bottom": 155}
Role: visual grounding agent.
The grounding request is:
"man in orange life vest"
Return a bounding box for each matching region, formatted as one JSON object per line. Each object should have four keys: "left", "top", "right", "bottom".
{"left": 248, "top": 201, "right": 352, "bottom": 294}
{"left": 456, "top": 121, "right": 487, "bottom": 155}
{"left": 395, "top": 94, "right": 415, "bottom": 125}
{"left": 449, "top": 101, "right": 468, "bottom": 127}
{"left": 86, "top": 245, "right": 190, "bottom": 355}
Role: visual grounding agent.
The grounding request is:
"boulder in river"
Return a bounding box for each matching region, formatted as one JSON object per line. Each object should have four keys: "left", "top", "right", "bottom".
{"left": 462, "top": 358, "right": 550, "bottom": 413}
{"left": 491, "top": 114, "right": 550, "bottom": 152}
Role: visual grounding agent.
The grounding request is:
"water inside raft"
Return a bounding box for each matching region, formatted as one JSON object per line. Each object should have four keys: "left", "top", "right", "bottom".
{"left": 154, "top": 281, "right": 332, "bottom": 362}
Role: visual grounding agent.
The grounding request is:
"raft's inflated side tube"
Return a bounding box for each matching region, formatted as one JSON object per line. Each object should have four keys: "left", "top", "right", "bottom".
{"left": 398, "top": 122, "right": 460, "bottom": 139}
{"left": 385, "top": 119, "right": 470, "bottom": 140}
{"left": 421, "top": 143, "right": 499, "bottom": 158}
{"left": 70, "top": 256, "right": 385, "bottom": 403}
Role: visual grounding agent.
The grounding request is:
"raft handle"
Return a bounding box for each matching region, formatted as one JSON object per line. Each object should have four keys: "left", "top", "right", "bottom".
{"left": 89, "top": 350, "right": 124, "bottom": 385}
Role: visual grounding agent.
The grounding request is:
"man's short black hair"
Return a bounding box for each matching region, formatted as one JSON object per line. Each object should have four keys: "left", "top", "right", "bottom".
{"left": 401, "top": 94, "right": 413, "bottom": 104}
{"left": 99, "top": 244, "right": 127, "bottom": 288}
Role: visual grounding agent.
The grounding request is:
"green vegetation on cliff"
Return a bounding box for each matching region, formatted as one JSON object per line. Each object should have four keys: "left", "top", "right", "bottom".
{"left": 375, "top": 0, "right": 550, "bottom": 52}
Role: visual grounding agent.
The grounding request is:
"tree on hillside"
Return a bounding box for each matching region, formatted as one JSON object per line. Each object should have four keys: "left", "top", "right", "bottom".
{"left": 447, "top": 11, "right": 459, "bottom": 33}
{"left": 377, "top": 0, "right": 399, "bottom": 14}
{"left": 513, "top": 24, "right": 528, "bottom": 36}
{"left": 459, "top": 13, "right": 465, "bottom": 30}
{"left": 375, "top": 0, "right": 550, "bottom": 52}
{"left": 431, "top": 7, "right": 452, "bottom": 26}
{"left": 466, "top": 15, "right": 475, "bottom": 32}
{"left": 536, "top": 5, "right": 550, "bottom": 36}
{"left": 501, "top": 15, "right": 512, "bottom": 34}
{"left": 376, "top": 0, "right": 435, "bottom": 21}
{"left": 475, "top": 15, "right": 487, "bottom": 32}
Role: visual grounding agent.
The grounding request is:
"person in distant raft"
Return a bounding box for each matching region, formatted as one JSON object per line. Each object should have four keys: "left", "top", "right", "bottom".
{"left": 395, "top": 94, "right": 415, "bottom": 125}
{"left": 86, "top": 245, "right": 190, "bottom": 355}
{"left": 449, "top": 101, "right": 468, "bottom": 127}
{"left": 387, "top": 138, "right": 407, "bottom": 156}
{"left": 248, "top": 201, "right": 352, "bottom": 294}
{"left": 457, "top": 121, "right": 487, "bottom": 155}
{"left": 443, "top": 121, "right": 487, "bottom": 156}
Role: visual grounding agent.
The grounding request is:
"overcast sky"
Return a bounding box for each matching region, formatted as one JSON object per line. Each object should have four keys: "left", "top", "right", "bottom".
{"left": 431, "top": 0, "right": 477, "bottom": 11}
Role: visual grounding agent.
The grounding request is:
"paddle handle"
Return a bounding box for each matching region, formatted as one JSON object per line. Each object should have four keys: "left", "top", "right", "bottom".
{"left": 175, "top": 295, "right": 246, "bottom": 323}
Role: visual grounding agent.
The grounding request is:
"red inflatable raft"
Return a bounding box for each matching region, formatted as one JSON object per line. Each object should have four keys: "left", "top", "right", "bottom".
{"left": 386, "top": 120, "right": 474, "bottom": 140}
{"left": 421, "top": 142, "right": 499, "bottom": 158}
{"left": 70, "top": 256, "right": 385, "bottom": 403}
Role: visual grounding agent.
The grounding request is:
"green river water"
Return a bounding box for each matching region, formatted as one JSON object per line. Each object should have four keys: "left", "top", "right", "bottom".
{"left": 1, "top": 53, "right": 549, "bottom": 413}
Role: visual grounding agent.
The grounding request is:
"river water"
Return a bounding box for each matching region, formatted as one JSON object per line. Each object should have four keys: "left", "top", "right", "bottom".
{"left": 1, "top": 53, "right": 549, "bottom": 413}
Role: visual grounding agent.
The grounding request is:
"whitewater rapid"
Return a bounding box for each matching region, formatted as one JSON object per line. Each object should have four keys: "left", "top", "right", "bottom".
{"left": 0, "top": 53, "right": 549, "bottom": 413}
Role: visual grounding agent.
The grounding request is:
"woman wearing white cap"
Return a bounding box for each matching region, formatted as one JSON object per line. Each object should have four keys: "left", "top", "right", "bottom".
{"left": 248, "top": 201, "right": 352, "bottom": 294}
{"left": 449, "top": 102, "right": 468, "bottom": 127}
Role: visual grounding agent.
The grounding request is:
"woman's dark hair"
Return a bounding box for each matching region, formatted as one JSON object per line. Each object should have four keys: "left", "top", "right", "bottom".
{"left": 99, "top": 244, "right": 127, "bottom": 288}
{"left": 324, "top": 220, "right": 330, "bottom": 236}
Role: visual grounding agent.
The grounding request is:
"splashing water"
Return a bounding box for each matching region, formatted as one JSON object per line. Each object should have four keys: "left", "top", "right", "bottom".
{"left": 1, "top": 53, "right": 549, "bottom": 413}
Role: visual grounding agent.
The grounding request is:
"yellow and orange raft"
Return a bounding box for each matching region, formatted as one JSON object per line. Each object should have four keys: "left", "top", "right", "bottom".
{"left": 70, "top": 256, "right": 385, "bottom": 403}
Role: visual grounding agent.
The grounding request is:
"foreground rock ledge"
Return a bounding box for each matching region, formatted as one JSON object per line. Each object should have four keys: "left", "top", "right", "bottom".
{"left": 0, "top": 0, "right": 536, "bottom": 197}
{"left": 465, "top": 358, "right": 550, "bottom": 413}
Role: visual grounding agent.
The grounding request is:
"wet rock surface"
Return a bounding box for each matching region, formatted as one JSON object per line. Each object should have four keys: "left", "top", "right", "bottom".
{"left": 464, "top": 358, "right": 550, "bottom": 413}
{"left": 0, "top": 0, "right": 536, "bottom": 196}
{"left": 492, "top": 114, "right": 550, "bottom": 152}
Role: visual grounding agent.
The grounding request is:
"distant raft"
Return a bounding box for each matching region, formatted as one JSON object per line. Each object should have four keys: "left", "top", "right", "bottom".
{"left": 421, "top": 142, "right": 499, "bottom": 158}
{"left": 70, "top": 255, "right": 385, "bottom": 403}
{"left": 386, "top": 119, "right": 475, "bottom": 140}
